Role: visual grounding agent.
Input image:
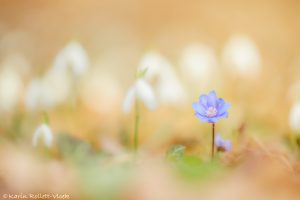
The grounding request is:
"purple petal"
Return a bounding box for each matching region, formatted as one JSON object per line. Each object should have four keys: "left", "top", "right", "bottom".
{"left": 206, "top": 112, "right": 227, "bottom": 123}
{"left": 207, "top": 91, "right": 217, "bottom": 107}
{"left": 215, "top": 134, "right": 223, "bottom": 147}
{"left": 216, "top": 98, "right": 225, "bottom": 110}
{"left": 224, "top": 140, "right": 232, "bottom": 152}
{"left": 217, "top": 101, "right": 230, "bottom": 115}
{"left": 218, "top": 111, "right": 228, "bottom": 118}
{"left": 193, "top": 103, "right": 206, "bottom": 116}
{"left": 195, "top": 113, "right": 210, "bottom": 123}
{"left": 199, "top": 95, "right": 209, "bottom": 108}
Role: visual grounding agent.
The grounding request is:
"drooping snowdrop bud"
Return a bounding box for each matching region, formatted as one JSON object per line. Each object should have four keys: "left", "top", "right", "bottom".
{"left": 156, "top": 67, "right": 186, "bottom": 105}
{"left": 137, "top": 51, "right": 165, "bottom": 81}
{"left": 42, "top": 69, "right": 72, "bottom": 107}
{"left": 25, "top": 70, "right": 72, "bottom": 111}
{"left": 51, "top": 41, "right": 89, "bottom": 77}
{"left": 138, "top": 51, "right": 186, "bottom": 105}
{"left": 122, "top": 79, "right": 157, "bottom": 113}
{"left": 180, "top": 43, "right": 218, "bottom": 86}
{"left": 289, "top": 102, "right": 300, "bottom": 132}
{"left": 32, "top": 123, "right": 53, "bottom": 148}
{"left": 0, "top": 67, "right": 23, "bottom": 113}
{"left": 25, "top": 78, "right": 44, "bottom": 111}
{"left": 222, "top": 34, "right": 261, "bottom": 77}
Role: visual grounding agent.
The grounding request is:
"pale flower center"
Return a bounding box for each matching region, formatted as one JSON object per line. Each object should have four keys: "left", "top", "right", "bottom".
{"left": 206, "top": 106, "right": 217, "bottom": 117}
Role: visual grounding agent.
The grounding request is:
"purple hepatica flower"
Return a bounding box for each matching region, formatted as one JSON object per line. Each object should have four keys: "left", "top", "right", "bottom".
{"left": 215, "top": 134, "right": 232, "bottom": 152}
{"left": 193, "top": 91, "right": 230, "bottom": 123}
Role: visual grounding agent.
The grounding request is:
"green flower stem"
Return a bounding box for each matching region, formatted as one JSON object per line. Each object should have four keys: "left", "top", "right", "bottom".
{"left": 134, "top": 100, "right": 140, "bottom": 153}
{"left": 42, "top": 112, "right": 51, "bottom": 158}
{"left": 212, "top": 123, "right": 215, "bottom": 159}
{"left": 43, "top": 111, "right": 49, "bottom": 124}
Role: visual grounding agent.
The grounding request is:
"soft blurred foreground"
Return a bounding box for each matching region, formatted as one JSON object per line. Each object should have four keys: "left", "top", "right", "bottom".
{"left": 1, "top": 0, "right": 300, "bottom": 200}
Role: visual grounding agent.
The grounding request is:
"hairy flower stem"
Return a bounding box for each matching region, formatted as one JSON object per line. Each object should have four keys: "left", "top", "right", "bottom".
{"left": 134, "top": 101, "right": 140, "bottom": 153}
{"left": 212, "top": 123, "right": 215, "bottom": 159}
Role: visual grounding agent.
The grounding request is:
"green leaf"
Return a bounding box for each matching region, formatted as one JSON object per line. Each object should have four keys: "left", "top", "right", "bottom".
{"left": 79, "top": 163, "right": 131, "bottom": 200}
{"left": 173, "top": 155, "right": 223, "bottom": 182}
{"left": 56, "top": 132, "right": 93, "bottom": 163}
{"left": 136, "top": 68, "right": 148, "bottom": 78}
{"left": 166, "top": 144, "right": 186, "bottom": 161}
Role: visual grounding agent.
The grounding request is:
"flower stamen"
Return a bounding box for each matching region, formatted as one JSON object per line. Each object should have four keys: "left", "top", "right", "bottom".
{"left": 206, "top": 106, "right": 217, "bottom": 117}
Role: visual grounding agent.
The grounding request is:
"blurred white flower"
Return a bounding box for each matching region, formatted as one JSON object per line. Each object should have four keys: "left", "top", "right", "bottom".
{"left": 138, "top": 51, "right": 165, "bottom": 81}
{"left": 25, "top": 70, "right": 72, "bottom": 111}
{"left": 157, "top": 67, "right": 186, "bottom": 105}
{"left": 138, "top": 51, "right": 186, "bottom": 105}
{"left": 51, "top": 41, "right": 89, "bottom": 77}
{"left": 26, "top": 41, "right": 88, "bottom": 111}
{"left": 43, "top": 70, "right": 72, "bottom": 106}
{"left": 289, "top": 102, "right": 300, "bottom": 132}
{"left": 0, "top": 67, "right": 23, "bottom": 112}
{"left": 26, "top": 78, "right": 44, "bottom": 111}
{"left": 32, "top": 123, "right": 53, "bottom": 148}
{"left": 123, "top": 79, "right": 157, "bottom": 113}
{"left": 222, "top": 34, "right": 261, "bottom": 77}
{"left": 180, "top": 43, "right": 218, "bottom": 86}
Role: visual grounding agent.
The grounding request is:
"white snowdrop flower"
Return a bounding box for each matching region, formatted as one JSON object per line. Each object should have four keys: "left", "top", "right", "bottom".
{"left": 25, "top": 78, "right": 44, "bottom": 111}
{"left": 42, "top": 69, "right": 72, "bottom": 107}
{"left": 52, "top": 41, "right": 89, "bottom": 77}
{"left": 138, "top": 51, "right": 166, "bottom": 81}
{"left": 32, "top": 123, "right": 53, "bottom": 148}
{"left": 0, "top": 67, "right": 23, "bottom": 112}
{"left": 222, "top": 34, "right": 261, "bottom": 77}
{"left": 25, "top": 70, "right": 72, "bottom": 111}
{"left": 122, "top": 78, "right": 157, "bottom": 113}
{"left": 289, "top": 102, "right": 300, "bottom": 132}
{"left": 138, "top": 51, "right": 186, "bottom": 105}
{"left": 157, "top": 67, "right": 186, "bottom": 105}
{"left": 180, "top": 43, "right": 218, "bottom": 86}
{"left": 25, "top": 78, "right": 56, "bottom": 111}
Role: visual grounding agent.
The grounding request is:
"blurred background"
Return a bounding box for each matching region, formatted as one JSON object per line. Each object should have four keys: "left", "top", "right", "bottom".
{"left": 0, "top": 0, "right": 300, "bottom": 200}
